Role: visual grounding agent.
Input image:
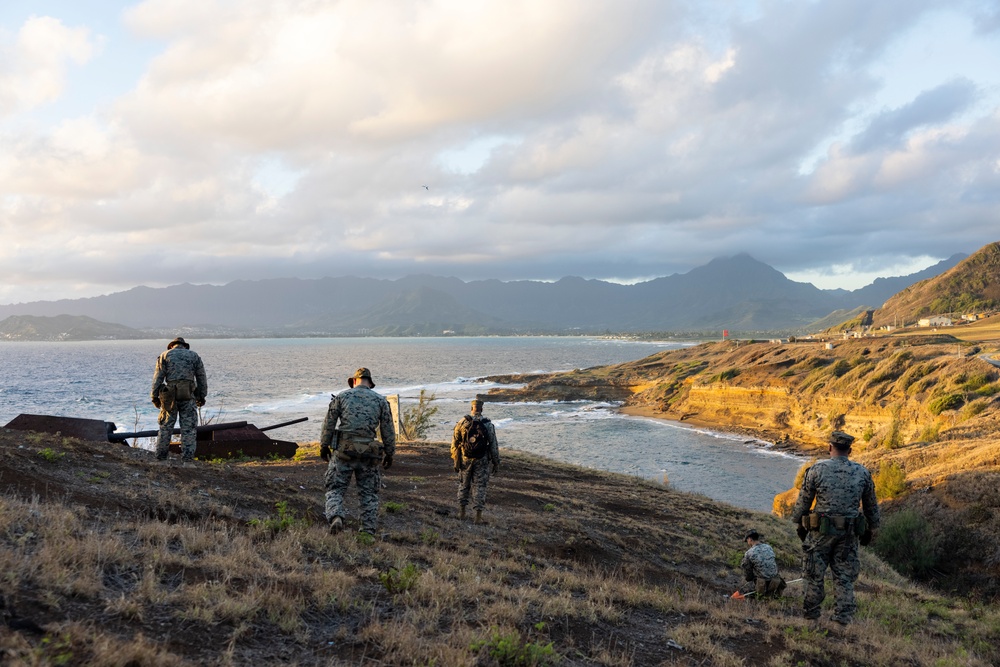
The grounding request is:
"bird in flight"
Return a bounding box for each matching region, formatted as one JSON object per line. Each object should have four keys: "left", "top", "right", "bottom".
{"left": 422, "top": 185, "right": 429, "bottom": 190}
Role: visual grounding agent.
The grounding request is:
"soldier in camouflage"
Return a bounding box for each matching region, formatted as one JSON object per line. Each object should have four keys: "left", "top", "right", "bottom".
{"left": 791, "top": 430, "right": 880, "bottom": 625}
{"left": 740, "top": 529, "right": 786, "bottom": 597}
{"left": 451, "top": 399, "right": 500, "bottom": 524}
{"left": 150, "top": 337, "right": 208, "bottom": 463}
{"left": 319, "top": 368, "right": 396, "bottom": 535}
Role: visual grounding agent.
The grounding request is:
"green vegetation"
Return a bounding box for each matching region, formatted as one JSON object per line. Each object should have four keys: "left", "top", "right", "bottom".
{"left": 400, "top": 389, "right": 439, "bottom": 440}
{"left": 378, "top": 563, "right": 420, "bottom": 594}
{"left": 470, "top": 630, "right": 559, "bottom": 667}
{"left": 874, "top": 509, "right": 941, "bottom": 579}
{"left": 875, "top": 461, "right": 908, "bottom": 499}
{"left": 248, "top": 501, "right": 309, "bottom": 533}
{"left": 36, "top": 447, "right": 65, "bottom": 463}
{"left": 928, "top": 393, "right": 966, "bottom": 415}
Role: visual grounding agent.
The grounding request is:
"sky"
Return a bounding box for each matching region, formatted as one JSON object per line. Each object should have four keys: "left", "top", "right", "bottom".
{"left": 1, "top": 0, "right": 999, "bottom": 304}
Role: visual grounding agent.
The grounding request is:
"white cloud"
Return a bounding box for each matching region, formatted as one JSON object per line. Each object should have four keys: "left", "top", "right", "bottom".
{"left": 0, "top": 16, "right": 97, "bottom": 116}
{"left": 1, "top": 0, "right": 1000, "bottom": 304}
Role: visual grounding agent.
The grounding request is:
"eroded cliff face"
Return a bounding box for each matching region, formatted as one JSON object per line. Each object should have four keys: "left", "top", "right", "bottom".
{"left": 488, "top": 334, "right": 997, "bottom": 455}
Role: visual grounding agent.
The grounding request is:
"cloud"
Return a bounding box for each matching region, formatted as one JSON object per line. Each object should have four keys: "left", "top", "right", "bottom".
{"left": 1, "top": 0, "right": 999, "bottom": 304}
{"left": 0, "top": 16, "right": 97, "bottom": 117}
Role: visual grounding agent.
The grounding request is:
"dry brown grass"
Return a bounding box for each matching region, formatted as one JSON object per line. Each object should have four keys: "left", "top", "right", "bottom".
{"left": 1, "top": 430, "right": 998, "bottom": 666}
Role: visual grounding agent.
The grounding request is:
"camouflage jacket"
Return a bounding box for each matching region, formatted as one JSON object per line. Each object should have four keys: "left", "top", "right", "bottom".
{"left": 151, "top": 347, "right": 208, "bottom": 401}
{"left": 451, "top": 414, "right": 500, "bottom": 464}
{"left": 320, "top": 386, "right": 396, "bottom": 456}
{"left": 790, "top": 455, "right": 880, "bottom": 529}
{"left": 741, "top": 543, "right": 779, "bottom": 580}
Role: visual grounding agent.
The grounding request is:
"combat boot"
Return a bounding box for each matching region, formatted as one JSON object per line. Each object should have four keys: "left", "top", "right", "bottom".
{"left": 474, "top": 510, "right": 483, "bottom": 524}
{"left": 459, "top": 506, "right": 466, "bottom": 520}
{"left": 329, "top": 517, "right": 344, "bottom": 534}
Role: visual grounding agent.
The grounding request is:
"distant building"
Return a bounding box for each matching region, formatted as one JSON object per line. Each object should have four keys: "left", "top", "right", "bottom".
{"left": 918, "top": 316, "right": 952, "bottom": 327}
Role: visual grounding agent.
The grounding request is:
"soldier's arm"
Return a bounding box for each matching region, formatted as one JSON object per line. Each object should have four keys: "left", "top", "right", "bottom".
{"left": 790, "top": 468, "right": 816, "bottom": 523}
{"left": 487, "top": 421, "right": 500, "bottom": 463}
{"left": 194, "top": 356, "right": 208, "bottom": 400}
{"left": 379, "top": 398, "right": 396, "bottom": 456}
{"left": 861, "top": 473, "right": 880, "bottom": 529}
{"left": 319, "top": 396, "right": 341, "bottom": 449}
{"left": 151, "top": 354, "right": 167, "bottom": 399}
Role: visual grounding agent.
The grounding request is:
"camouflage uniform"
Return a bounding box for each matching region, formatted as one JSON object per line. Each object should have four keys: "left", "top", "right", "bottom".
{"left": 451, "top": 400, "right": 500, "bottom": 520}
{"left": 150, "top": 338, "right": 207, "bottom": 461}
{"left": 320, "top": 369, "right": 396, "bottom": 534}
{"left": 740, "top": 540, "right": 785, "bottom": 597}
{"left": 791, "top": 432, "right": 879, "bottom": 624}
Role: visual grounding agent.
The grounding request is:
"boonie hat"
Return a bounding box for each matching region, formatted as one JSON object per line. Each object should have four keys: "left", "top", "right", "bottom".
{"left": 348, "top": 367, "right": 375, "bottom": 388}
{"left": 829, "top": 431, "right": 855, "bottom": 449}
{"left": 167, "top": 337, "right": 190, "bottom": 349}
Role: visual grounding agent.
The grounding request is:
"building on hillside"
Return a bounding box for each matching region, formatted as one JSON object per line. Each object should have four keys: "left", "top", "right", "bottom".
{"left": 918, "top": 316, "right": 953, "bottom": 327}
{"left": 962, "top": 313, "right": 985, "bottom": 322}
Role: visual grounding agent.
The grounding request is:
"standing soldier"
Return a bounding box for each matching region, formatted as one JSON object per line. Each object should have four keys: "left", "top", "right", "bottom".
{"left": 151, "top": 337, "right": 208, "bottom": 463}
{"left": 740, "top": 530, "right": 786, "bottom": 598}
{"left": 791, "top": 431, "right": 880, "bottom": 625}
{"left": 320, "top": 368, "right": 396, "bottom": 535}
{"left": 451, "top": 398, "right": 500, "bottom": 524}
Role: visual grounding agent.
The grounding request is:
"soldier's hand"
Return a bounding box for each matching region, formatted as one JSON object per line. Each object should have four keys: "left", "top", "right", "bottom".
{"left": 196, "top": 397, "right": 206, "bottom": 408}
{"left": 383, "top": 454, "right": 393, "bottom": 470}
{"left": 491, "top": 461, "right": 499, "bottom": 475}
{"left": 152, "top": 397, "right": 161, "bottom": 409}
{"left": 320, "top": 445, "right": 331, "bottom": 462}
{"left": 453, "top": 460, "right": 461, "bottom": 473}
{"left": 796, "top": 525, "right": 808, "bottom": 542}
{"left": 860, "top": 528, "right": 875, "bottom": 546}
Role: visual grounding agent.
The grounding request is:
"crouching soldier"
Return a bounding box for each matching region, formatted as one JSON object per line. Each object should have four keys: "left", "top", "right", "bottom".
{"left": 452, "top": 399, "right": 500, "bottom": 524}
{"left": 740, "top": 530, "right": 787, "bottom": 598}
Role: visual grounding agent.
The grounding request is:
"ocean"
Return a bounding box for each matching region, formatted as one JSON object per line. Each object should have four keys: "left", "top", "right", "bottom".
{"left": 0, "top": 336, "right": 804, "bottom": 512}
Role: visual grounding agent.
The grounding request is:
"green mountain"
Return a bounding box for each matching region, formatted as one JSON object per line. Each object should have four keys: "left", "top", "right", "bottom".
{"left": 0, "top": 315, "right": 151, "bottom": 341}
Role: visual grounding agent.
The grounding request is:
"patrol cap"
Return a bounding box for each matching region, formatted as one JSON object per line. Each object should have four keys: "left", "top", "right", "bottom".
{"left": 471, "top": 398, "right": 484, "bottom": 409}
{"left": 830, "top": 430, "right": 855, "bottom": 450}
{"left": 744, "top": 529, "right": 760, "bottom": 542}
{"left": 347, "top": 367, "right": 375, "bottom": 388}
{"left": 167, "top": 337, "right": 190, "bottom": 349}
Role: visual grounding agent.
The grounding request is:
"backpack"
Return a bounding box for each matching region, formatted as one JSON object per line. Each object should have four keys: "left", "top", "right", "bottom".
{"left": 461, "top": 417, "right": 491, "bottom": 459}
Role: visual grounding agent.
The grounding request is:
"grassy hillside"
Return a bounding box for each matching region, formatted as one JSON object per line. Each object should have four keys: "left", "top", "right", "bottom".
{"left": 871, "top": 241, "right": 1000, "bottom": 328}
{"left": 2, "top": 430, "right": 998, "bottom": 666}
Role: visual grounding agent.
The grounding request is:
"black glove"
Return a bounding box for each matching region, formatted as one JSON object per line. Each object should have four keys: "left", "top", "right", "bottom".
{"left": 196, "top": 398, "right": 206, "bottom": 408}
{"left": 491, "top": 461, "right": 499, "bottom": 475}
{"left": 383, "top": 454, "right": 393, "bottom": 470}
{"left": 859, "top": 528, "right": 873, "bottom": 546}
{"left": 320, "top": 445, "right": 331, "bottom": 462}
{"left": 454, "top": 459, "right": 461, "bottom": 473}
{"left": 152, "top": 397, "right": 161, "bottom": 409}
{"left": 796, "top": 525, "right": 808, "bottom": 542}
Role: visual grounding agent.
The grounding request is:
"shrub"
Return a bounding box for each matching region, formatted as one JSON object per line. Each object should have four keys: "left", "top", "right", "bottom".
{"left": 875, "top": 462, "right": 907, "bottom": 499}
{"left": 37, "top": 448, "right": 65, "bottom": 463}
{"left": 379, "top": 563, "right": 420, "bottom": 594}
{"left": 962, "top": 400, "right": 988, "bottom": 419}
{"left": 928, "top": 393, "right": 965, "bottom": 415}
{"left": 248, "top": 501, "right": 308, "bottom": 533}
{"left": 830, "top": 359, "right": 851, "bottom": 377}
{"left": 975, "top": 383, "right": 1000, "bottom": 397}
{"left": 400, "top": 389, "right": 438, "bottom": 441}
{"left": 470, "top": 630, "right": 559, "bottom": 667}
{"left": 960, "top": 372, "right": 995, "bottom": 392}
{"left": 719, "top": 368, "right": 740, "bottom": 381}
{"left": 874, "top": 509, "right": 940, "bottom": 579}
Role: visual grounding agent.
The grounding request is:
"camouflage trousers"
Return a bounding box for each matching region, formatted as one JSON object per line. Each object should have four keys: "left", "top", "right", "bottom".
{"left": 325, "top": 460, "right": 381, "bottom": 533}
{"left": 457, "top": 457, "right": 492, "bottom": 511}
{"left": 156, "top": 399, "right": 198, "bottom": 460}
{"left": 801, "top": 532, "right": 861, "bottom": 623}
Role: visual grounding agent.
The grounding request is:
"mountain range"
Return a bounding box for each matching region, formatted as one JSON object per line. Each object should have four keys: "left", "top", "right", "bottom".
{"left": 0, "top": 252, "right": 968, "bottom": 337}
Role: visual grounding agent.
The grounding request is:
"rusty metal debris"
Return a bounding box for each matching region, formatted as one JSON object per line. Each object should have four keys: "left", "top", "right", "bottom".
{"left": 3, "top": 414, "right": 307, "bottom": 460}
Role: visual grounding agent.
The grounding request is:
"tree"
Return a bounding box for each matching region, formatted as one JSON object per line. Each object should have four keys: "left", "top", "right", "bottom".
{"left": 401, "top": 390, "right": 438, "bottom": 441}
